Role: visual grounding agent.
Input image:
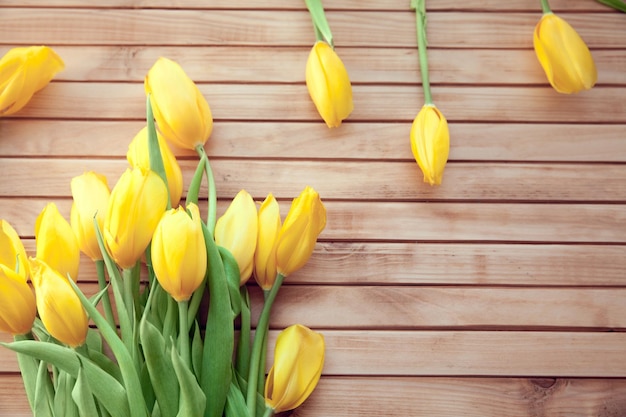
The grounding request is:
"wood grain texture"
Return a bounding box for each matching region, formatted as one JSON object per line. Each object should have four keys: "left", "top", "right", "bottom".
{"left": 1, "top": 1, "right": 625, "bottom": 415}
{"left": 2, "top": 10, "right": 624, "bottom": 48}
{"left": 1, "top": 375, "right": 625, "bottom": 417}
{"left": 0, "top": 46, "right": 624, "bottom": 85}
{"left": 2, "top": 120, "right": 625, "bottom": 162}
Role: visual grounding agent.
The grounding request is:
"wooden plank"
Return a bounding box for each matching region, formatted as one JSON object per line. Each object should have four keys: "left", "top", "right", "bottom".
{"left": 249, "top": 286, "right": 626, "bottom": 330}
{"left": 19, "top": 240, "right": 626, "bottom": 287}
{"left": 2, "top": 120, "right": 625, "bottom": 162}
{"left": 1, "top": 10, "right": 624, "bottom": 48}
{"left": 300, "top": 377, "right": 626, "bottom": 417}
{"left": 8, "top": 83, "right": 626, "bottom": 123}
{"left": 1, "top": 375, "right": 625, "bottom": 417}
{"left": 0, "top": 0, "right": 618, "bottom": 12}
{"left": 3, "top": 331, "right": 626, "bottom": 376}
{"left": 3, "top": 199, "right": 625, "bottom": 243}
{"left": 2, "top": 158, "right": 625, "bottom": 202}
{"left": 1, "top": 46, "right": 624, "bottom": 85}
{"left": 0, "top": 0, "right": 615, "bottom": 12}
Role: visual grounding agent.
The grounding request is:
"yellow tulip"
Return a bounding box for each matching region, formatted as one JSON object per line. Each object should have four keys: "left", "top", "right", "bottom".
{"left": 151, "top": 203, "right": 207, "bottom": 302}
{"left": 533, "top": 13, "right": 597, "bottom": 94}
{"left": 145, "top": 57, "right": 213, "bottom": 150}
{"left": 254, "top": 194, "right": 281, "bottom": 290}
{"left": 127, "top": 126, "right": 184, "bottom": 207}
{"left": 70, "top": 172, "right": 110, "bottom": 261}
{"left": 30, "top": 258, "right": 88, "bottom": 347}
{"left": 103, "top": 167, "right": 168, "bottom": 269}
{"left": 275, "top": 187, "right": 326, "bottom": 277}
{"left": 265, "top": 324, "right": 325, "bottom": 413}
{"left": 0, "top": 219, "right": 29, "bottom": 280}
{"left": 305, "top": 41, "right": 353, "bottom": 128}
{"left": 0, "top": 265, "right": 36, "bottom": 335}
{"left": 0, "top": 46, "right": 64, "bottom": 116}
{"left": 35, "top": 202, "right": 80, "bottom": 281}
{"left": 214, "top": 190, "right": 258, "bottom": 285}
{"left": 410, "top": 104, "right": 450, "bottom": 186}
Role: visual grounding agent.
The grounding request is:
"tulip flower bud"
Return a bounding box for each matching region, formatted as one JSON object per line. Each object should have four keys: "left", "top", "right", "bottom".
{"left": 0, "top": 46, "right": 64, "bottom": 116}
{"left": 533, "top": 13, "right": 597, "bottom": 94}
{"left": 0, "top": 219, "right": 29, "bottom": 280}
{"left": 151, "top": 203, "right": 207, "bottom": 302}
{"left": 0, "top": 265, "right": 36, "bottom": 335}
{"left": 305, "top": 41, "right": 353, "bottom": 128}
{"left": 215, "top": 190, "right": 258, "bottom": 285}
{"left": 254, "top": 194, "right": 281, "bottom": 290}
{"left": 127, "top": 126, "right": 184, "bottom": 207}
{"left": 104, "top": 167, "right": 168, "bottom": 269}
{"left": 265, "top": 324, "right": 325, "bottom": 413}
{"left": 410, "top": 104, "right": 450, "bottom": 186}
{"left": 145, "top": 57, "right": 213, "bottom": 150}
{"left": 276, "top": 187, "right": 326, "bottom": 277}
{"left": 30, "top": 258, "right": 88, "bottom": 347}
{"left": 35, "top": 202, "right": 80, "bottom": 281}
{"left": 70, "top": 172, "right": 110, "bottom": 261}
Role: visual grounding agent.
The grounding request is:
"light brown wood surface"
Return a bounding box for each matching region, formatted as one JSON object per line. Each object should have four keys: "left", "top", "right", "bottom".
{"left": 1, "top": 1, "right": 625, "bottom": 416}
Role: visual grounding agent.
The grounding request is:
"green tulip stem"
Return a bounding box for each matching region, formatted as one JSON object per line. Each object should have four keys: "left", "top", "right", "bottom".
{"left": 305, "top": 0, "right": 334, "bottom": 47}
{"left": 95, "top": 259, "right": 116, "bottom": 330}
{"left": 412, "top": 0, "right": 433, "bottom": 105}
{"left": 246, "top": 273, "right": 286, "bottom": 416}
{"left": 196, "top": 145, "right": 217, "bottom": 235}
{"left": 540, "top": 0, "right": 552, "bottom": 14}
{"left": 178, "top": 300, "right": 191, "bottom": 367}
{"left": 262, "top": 407, "right": 274, "bottom": 417}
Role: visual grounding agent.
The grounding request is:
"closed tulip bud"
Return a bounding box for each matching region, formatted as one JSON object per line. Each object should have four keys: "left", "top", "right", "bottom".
{"left": 276, "top": 187, "right": 326, "bottom": 277}
{"left": 0, "top": 46, "right": 64, "bottom": 116}
{"left": 145, "top": 57, "right": 213, "bottom": 150}
{"left": 151, "top": 203, "right": 207, "bottom": 302}
{"left": 30, "top": 258, "right": 88, "bottom": 347}
{"left": 265, "top": 324, "right": 325, "bottom": 413}
{"left": 70, "top": 172, "right": 110, "bottom": 261}
{"left": 254, "top": 194, "right": 281, "bottom": 290}
{"left": 35, "top": 202, "right": 80, "bottom": 281}
{"left": 0, "top": 220, "right": 29, "bottom": 280}
{"left": 215, "top": 190, "right": 258, "bottom": 285}
{"left": 127, "top": 126, "right": 184, "bottom": 207}
{"left": 0, "top": 265, "right": 36, "bottom": 335}
{"left": 410, "top": 104, "right": 450, "bottom": 186}
{"left": 104, "top": 167, "right": 168, "bottom": 269}
{"left": 305, "top": 41, "right": 353, "bottom": 128}
{"left": 533, "top": 13, "right": 597, "bottom": 94}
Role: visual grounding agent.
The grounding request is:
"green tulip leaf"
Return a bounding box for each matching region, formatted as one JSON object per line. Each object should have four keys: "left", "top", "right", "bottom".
{"left": 305, "top": 0, "right": 334, "bottom": 46}
{"left": 2, "top": 340, "right": 130, "bottom": 417}
{"left": 72, "top": 365, "right": 100, "bottom": 417}
{"left": 54, "top": 371, "right": 79, "bottom": 417}
{"left": 85, "top": 328, "right": 103, "bottom": 354}
{"left": 34, "top": 359, "right": 54, "bottom": 417}
{"left": 235, "top": 286, "right": 251, "bottom": 379}
{"left": 171, "top": 345, "right": 206, "bottom": 417}
{"left": 200, "top": 223, "right": 233, "bottom": 417}
{"left": 225, "top": 381, "right": 250, "bottom": 417}
{"left": 68, "top": 278, "right": 148, "bottom": 417}
{"left": 595, "top": 0, "right": 626, "bottom": 12}
{"left": 146, "top": 95, "right": 171, "bottom": 209}
{"left": 140, "top": 362, "right": 157, "bottom": 415}
{"left": 217, "top": 245, "right": 242, "bottom": 316}
{"left": 14, "top": 334, "right": 39, "bottom": 410}
{"left": 191, "top": 321, "right": 203, "bottom": 378}
{"left": 139, "top": 318, "right": 179, "bottom": 417}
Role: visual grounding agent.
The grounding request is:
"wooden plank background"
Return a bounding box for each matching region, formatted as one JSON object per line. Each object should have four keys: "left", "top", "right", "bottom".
{"left": 1, "top": 1, "right": 625, "bottom": 416}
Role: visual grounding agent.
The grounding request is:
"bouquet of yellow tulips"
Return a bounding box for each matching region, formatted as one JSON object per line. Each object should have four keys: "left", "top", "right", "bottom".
{"left": 0, "top": 52, "right": 327, "bottom": 417}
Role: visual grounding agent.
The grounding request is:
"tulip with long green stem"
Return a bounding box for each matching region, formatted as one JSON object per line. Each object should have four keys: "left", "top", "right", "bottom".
{"left": 410, "top": 0, "right": 450, "bottom": 186}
